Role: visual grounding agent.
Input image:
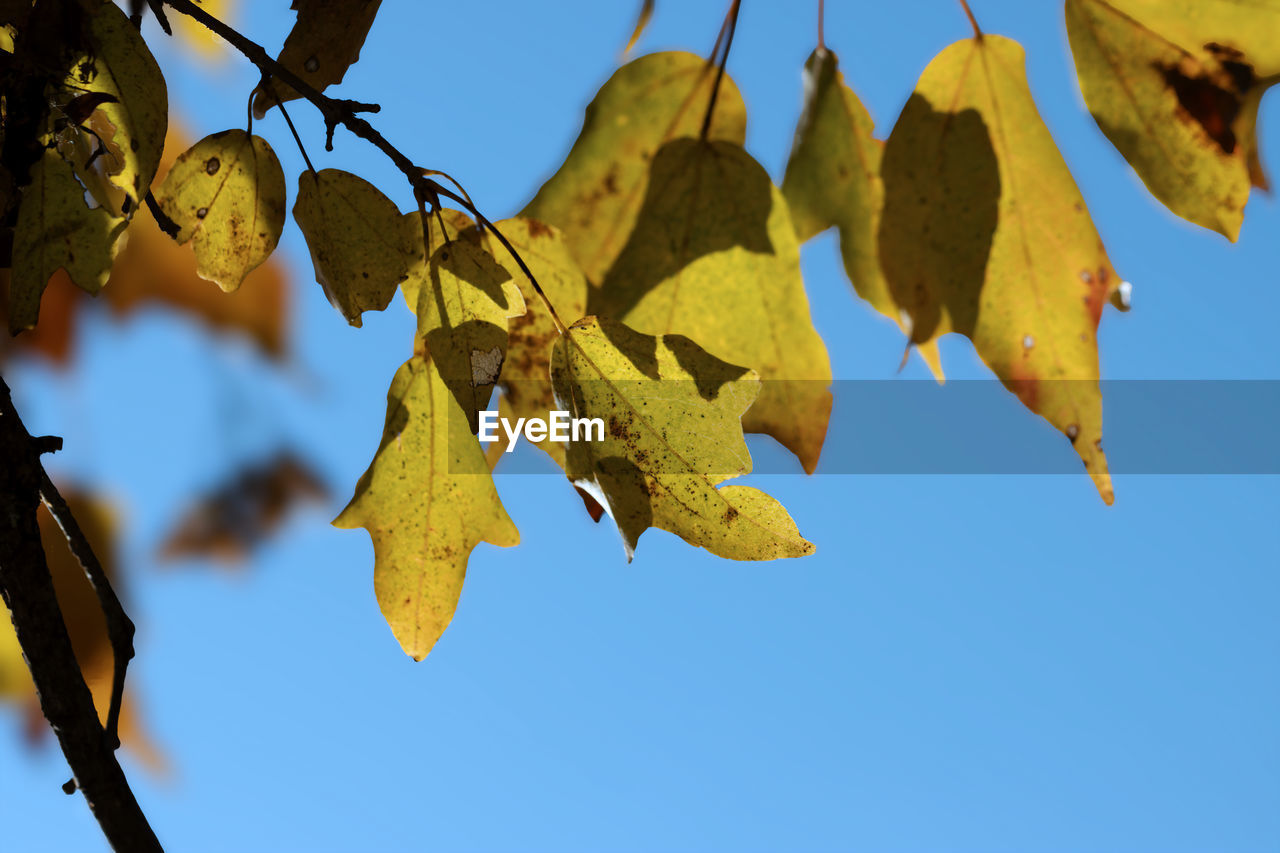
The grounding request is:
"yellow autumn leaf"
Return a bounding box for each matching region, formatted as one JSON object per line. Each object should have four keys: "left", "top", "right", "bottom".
{"left": 879, "top": 34, "right": 1119, "bottom": 504}
{"left": 293, "top": 168, "right": 412, "bottom": 326}
{"left": 412, "top": 235, "right": 525, "bottom": 433}
{"left": 154, "top": 130, "right": 286, "bottom": 292}
{"left": 8, "top": 149, "right": 127, "bottom": 333}
{"left": 58, "top": 0, "right": 167, "bottom": 214}
{"left": 172, "top": 0, "right": 235, "bottom": 59}
{"left": 1066, "top": 0, "right": 1280, "bottom": 239}
{"left": 396, "top": 208, "right": 476, "bottom": 311}
{"left": 596, "top": 139, "right": 833, "bottom": 473}
{"left": 551, "top": 316, "right": 815, "bottom": 562}
{"left": 623, "top": 0, "right": 655, "bottom": 55}
{"left": 477, "top": 219, "right": 590, "bottom": 467}
{"left": 782, "top": 47, "right": 943, "bottom": 380}
{"left": 522, "top": 51, "right": 747, "bottom": 283}
{"left": 334, "top": 350, "right": 519, "bottom": 661}
{"left": 251, "top": 0, "right": 383, "bottom": 118}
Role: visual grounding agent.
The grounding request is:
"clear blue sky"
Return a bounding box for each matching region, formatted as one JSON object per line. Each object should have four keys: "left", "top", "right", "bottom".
{"left": 2, "top": 1, "right": 1278, "bottom": 850}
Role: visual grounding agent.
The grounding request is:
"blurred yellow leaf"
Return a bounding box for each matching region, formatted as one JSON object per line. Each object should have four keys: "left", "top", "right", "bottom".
{"left": 523, "top": 51, "right": 747, "bottom": 283}
{"left": 172, "top": 0, "right": 235, "bottom": 59}
{"left": 782, "top": 47, "right": 943, "bottom": 380}
{"left": 154, "top": 130, "right": 287, "bottom": 292}
{"left": 623, "top": 0, "right": 654, "bottom": 55}
{"left": 598, "top": 139, "right": 833, "bottom": 473}
{"left": 551, "top": 316, "right": 815, "bottom": 561}
{"left": 0, "top": 490, "right": 162, "bottom": 770}
{"left": 879, "top": 35, "right": 1118, "bottom": 503}
{"left": 1066, "top": 0, "right": 1280, "bottom": 239}
{"left": 293, "top": 168, "right": 412, "bottom": 326}
{"left": 334, "top": 351, "right": 519, "bottom": 660}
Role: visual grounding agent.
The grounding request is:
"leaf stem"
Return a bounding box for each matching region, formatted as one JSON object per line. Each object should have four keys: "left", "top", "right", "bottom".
{"left": 958, "top": 0, "right": 983, "bottom": 39}
{"left": 266, "top": 84, "right": 315, "bottom": 174}
{"left": 699, "top": 0, "right": 741, "bottom": 142}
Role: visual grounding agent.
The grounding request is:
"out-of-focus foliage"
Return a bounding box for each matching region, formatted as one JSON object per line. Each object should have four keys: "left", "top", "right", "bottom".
{"left": 159, "top": 453, "right": 328, "bottom": 566}
{"left": 0, "top": 490, "right": 163, "bottom": 769}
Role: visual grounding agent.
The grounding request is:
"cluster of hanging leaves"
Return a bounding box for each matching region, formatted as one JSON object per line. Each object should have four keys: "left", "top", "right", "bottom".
{"left": 4, "top": 0, "right": 1278, "bottom": 661}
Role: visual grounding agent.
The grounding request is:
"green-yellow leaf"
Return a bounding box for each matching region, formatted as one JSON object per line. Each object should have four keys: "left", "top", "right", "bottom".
{"left": 782, "top": 47, "right": 943, "bottom": 380}
{"left": 8, "top": 149, "right": 127, "bottom": 333}
{"left": 1066, "top": 0, "right": 1280, "bottom": 239}
{"left": 61, "top": 0, "right": 167, "bottom": 214}
{"left": 154, "top": 130, "right": 286, "bottom": 292}
{"left": 293, "top": 168, "right": 412, "bottom": 326}
{"left": 551, "top": 316, "right": 814, "bottom": 561}
{"left": 879, "top": 35, "right": 1118, "bottom": 504}
{"left": 522, "top": 51, "right": 747, "bottom": 283}
{"left": 400, "top": 214, "right": 526, "bottom": 431}
{"left": 251, "top": 0, "right": 383, "bottom": 118}
{"left": 334, "top": 350, "right": 519, "bottom": 661}
{"left": 596, "top": 139, "right": 833, "bottom": 473}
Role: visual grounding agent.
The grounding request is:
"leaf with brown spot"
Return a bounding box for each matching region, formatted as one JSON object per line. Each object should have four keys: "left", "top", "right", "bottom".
{"left": 880, "top": 35, "right": 1117, "bottom": 503}
{"left": 1066, "top": 0, "right": 1280, "bottom": 239}
{"left": 596, "top": 139, "right": 833, "bottom": 473}
{"left": 551, "top": 316, "right": 814, "bottom": 561}
{"left": 94, "top": 122, "right": 292, "bottom": 357}
{"left": 251, "top": 0, "right": 383, "bottom": 118}
{"left": 293, "top": 168, "right": 413, "bottom": 326}
{"left": 522, "top": 51, "right": 747, "bottom": 283}
{"left": 782, "top": 47, "right": 943, "bottom": 380}
{"left": 334, "top": 351, "right": 519, "bottom": 660}
{"left": 154, "top": 129, "right": 286, "bottom": 292}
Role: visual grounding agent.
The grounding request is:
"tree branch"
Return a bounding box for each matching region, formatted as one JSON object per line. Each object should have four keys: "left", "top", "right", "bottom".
{"left": 0, "top": 374, "right": 162, "bottom": 853}
{"left": 158, "top": 0, "right": 570, "bottom": 332}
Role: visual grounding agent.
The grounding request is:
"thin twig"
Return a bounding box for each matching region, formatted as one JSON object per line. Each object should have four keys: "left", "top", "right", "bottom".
{"left": 37, "top": 472, "right": 136, "bottom": 752}
{"left": 699, "top": 0, "right": 741, "bottom": 141}
{"left": 817, "top": 0, "right": 825, "bottom": 50}
{"left": 958, "top": 0, "right": 983, "bottom": 38}
{"left": 159, "top": 0, "right": 569, "bottom": 334}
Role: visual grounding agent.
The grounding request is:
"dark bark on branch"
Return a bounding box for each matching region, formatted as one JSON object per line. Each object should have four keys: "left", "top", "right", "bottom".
{"left": 0, "top": 375, "right": 163, "bottom": 853}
